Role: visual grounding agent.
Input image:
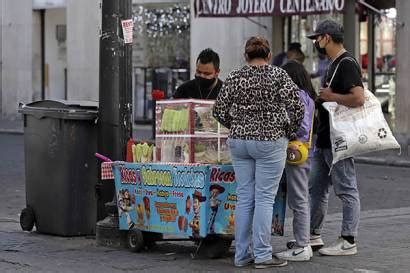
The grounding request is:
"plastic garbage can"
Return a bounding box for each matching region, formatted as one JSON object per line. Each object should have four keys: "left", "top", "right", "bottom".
{"left": 19, "top": 100, "right": 98, "bottom": 236}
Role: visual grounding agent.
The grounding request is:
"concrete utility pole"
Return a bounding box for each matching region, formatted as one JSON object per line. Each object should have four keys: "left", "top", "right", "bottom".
{"left": 97, "top": 0, "right": 133, "bottom": 221}
{"left": 367, "top": 12, "right": 375, "bottom": 92}
{"left": 271, "top": 16, "right": 284, "bottom": 55}
{"left": 343, "top": 0, "right": 359, "bottom": 59}
{"left": 395, "top": 0, "right": 410, "bottom": 155}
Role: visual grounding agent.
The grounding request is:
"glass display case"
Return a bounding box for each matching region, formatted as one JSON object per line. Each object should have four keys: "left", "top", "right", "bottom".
{"left": 155, "top": 99, "right": 230, "bottom": 164}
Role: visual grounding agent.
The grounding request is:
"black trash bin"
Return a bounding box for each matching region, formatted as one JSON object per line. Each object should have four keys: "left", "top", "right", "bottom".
{"left": 19, "top": 100, "right": 98, "bottom": 236}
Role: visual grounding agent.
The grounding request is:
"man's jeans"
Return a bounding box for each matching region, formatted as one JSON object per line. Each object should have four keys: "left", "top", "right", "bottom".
{"left": 309, "top": 148, "right": 360, "bottom": 237}
{"left": 228, "top": 137, "right": 288, "bottom": 265}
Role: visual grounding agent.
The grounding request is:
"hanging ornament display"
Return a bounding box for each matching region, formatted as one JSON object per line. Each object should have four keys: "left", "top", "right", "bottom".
{"left": 131, "top": 4, "right": 190, "bottom": 68}
{"left": 132, "top": 4, "right": 190, "bottom": 37}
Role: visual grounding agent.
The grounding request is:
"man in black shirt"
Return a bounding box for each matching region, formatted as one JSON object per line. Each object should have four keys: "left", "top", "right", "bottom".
{"left": 304, "top": 19, "right": 365, "bottom": 256}
{"left": 173, "top": 48, "right": 223, "bottom": 100}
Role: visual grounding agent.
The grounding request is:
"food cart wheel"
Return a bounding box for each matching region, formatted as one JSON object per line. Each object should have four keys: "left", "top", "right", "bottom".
{"left": 142, "top": 231, "right": 163, "bottom": 248}
{"left": 199, "top": 235, "right": 233, "bottom": 259}
{"left": 127, "top": 228, "right": 144, "bottom": 252}
{"left": 20, "top": 207, "right": 35, "bottom": 231}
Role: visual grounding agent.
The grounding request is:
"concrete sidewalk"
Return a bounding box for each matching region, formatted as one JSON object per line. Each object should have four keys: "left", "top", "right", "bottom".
{"left": 1, "top": 207, "right": 410, "bottom": 272}
{"left": 0, "top": 117, "right": 23, "bottom": 134}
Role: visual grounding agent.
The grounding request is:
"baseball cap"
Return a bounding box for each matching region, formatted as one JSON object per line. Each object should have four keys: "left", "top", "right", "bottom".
{"left": 306, "top": 19, "right": 344, "bottom": 39}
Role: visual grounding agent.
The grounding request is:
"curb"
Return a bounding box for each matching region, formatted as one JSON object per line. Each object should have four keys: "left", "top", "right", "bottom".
{"left": 0, "top": 129, "right": 24, "bottom": 135}
{"left": 355, "top": 156, "right": 410, "bottom": 168}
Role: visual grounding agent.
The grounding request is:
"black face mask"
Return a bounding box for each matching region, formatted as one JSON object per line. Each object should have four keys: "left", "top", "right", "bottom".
{"left": 314, "top": 41, "right": 327, "bottom": 55}
{"left": 195, "top": 76, "right": 216, "bottom": 89}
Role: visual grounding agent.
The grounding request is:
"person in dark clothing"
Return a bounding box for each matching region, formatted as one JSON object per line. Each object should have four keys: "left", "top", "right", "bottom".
{"left": 272, "top": 42, "right": 305, "bottom": 66}
{"left": 304, "top": 19, "right": 365, "bottom": 257}
{"left": 173, "top": 48, "right": 222, "bottom": 100}
{"left": 311, "top": 52, "right": 331, "bottom": 87}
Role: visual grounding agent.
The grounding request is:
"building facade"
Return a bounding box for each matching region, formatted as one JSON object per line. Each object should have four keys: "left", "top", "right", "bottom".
{"left": 0, "top": 0, "right": 100, "bottom": 123}
{"left": 1, "top": 0, "right": 407, "bottom": 152}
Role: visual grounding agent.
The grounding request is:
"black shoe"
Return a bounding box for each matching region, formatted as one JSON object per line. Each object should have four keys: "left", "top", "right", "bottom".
{"left": 254, "top": 257, "right": 287, "bottom": 269}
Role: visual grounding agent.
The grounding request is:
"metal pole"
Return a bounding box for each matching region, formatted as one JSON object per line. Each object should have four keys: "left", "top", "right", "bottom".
{"left": 40, "top": 9, "right": 45, "bottom": 100}
{"left": 97, "top": 0, "right": 132, "bottom": 221}
{"left": 396, "top": 0, "right": 410, "bottom": 144}
{"left": 343, "top": 0, "right": 358, "bottom": 58}
{"left": 368, "top": 12, "right": 375, "bottom": 92}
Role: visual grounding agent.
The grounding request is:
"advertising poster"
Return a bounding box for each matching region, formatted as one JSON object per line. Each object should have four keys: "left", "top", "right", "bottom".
{"left": 207, "top": 165, "right": 236, "bottom": 235}
{"left": 208, "top": 165, "right": 286, "bottom": 236}
{"left": 121, "top": 19, "right": 134, "bottom": 44}
{"left": 113, "top": 163, "right": 210, "bottom": 238}
{"left": 272, "top": 177, "right": 286, "bottom": 236}
{"left": 113, "top": 162, "right": 286, "bottom": 238}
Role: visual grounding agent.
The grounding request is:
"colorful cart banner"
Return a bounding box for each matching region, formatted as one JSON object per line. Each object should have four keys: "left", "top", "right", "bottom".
{"left": 112, "top": 162, "right": 286, "bottom": 238}
{"left": 209, "top": 165, "right": 286, "bottom": 236}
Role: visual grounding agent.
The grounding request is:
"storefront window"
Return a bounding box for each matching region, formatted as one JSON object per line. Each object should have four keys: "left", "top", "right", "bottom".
{"left": 283, "top": 14, "right": 342, "bottom": 91}
{"left": 360, "top": 12, "right": 396, "bottom": 125}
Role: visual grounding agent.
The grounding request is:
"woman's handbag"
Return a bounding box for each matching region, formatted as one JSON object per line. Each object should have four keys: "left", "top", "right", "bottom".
{"left": 322, "top": 57, "right": 400, "bottom": 165}
{"left": 286, "top": 140, "right": 309, "bottom": 165}
{"left": 286, "top": 117, "right": 314, "bottom": 165}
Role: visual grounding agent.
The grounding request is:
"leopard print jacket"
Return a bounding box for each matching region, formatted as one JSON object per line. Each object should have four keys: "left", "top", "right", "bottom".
{"left": 213, "top": 64, "right": 304, "bottom": 141}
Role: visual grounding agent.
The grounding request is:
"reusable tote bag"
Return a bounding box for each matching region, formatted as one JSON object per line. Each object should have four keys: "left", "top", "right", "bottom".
{"left": 322, "top": 57, "right": 400, "bottom": 164}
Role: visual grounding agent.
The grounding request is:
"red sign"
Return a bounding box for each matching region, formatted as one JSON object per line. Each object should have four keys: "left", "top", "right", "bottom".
{"left": 210, "top": 168, "right": 235, "bottom": 183}
{"left": 194, "top": 0, "right": 345, "bottom": 17}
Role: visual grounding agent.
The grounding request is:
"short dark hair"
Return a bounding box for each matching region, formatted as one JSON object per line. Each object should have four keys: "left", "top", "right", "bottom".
{"left": 330, "top": 34, "right": 344, "bottom": 44}
{"left": 288, "top": 42, "right": 302, "bottom": 51}
{"left": 196, "top": 48, "right": 220, "bottom": 70}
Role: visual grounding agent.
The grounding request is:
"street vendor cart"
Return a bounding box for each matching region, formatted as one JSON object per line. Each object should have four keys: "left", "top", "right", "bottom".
{"left": 101, "top": 99, "right": 286, "bottom": 258}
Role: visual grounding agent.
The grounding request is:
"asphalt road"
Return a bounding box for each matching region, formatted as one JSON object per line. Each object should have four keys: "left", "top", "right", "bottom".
{"left": 1, "top": 133, "right": 410, "bottom": 272}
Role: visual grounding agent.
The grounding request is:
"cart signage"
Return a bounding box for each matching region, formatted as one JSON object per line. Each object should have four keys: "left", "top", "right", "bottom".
{"left": 114, "top": 163, "right": 210, "bottom": 238}
{"left": 119, "top": 167, "right": 139, "bottom": 184}
{"left": 112, "top": 162, "right": 286, "bottom": 240}
{"left": 208, "top": 165, "right": 237, "bottom": 234}
{"left": 194, "top": 0, "right": 345, "bottom": 17}
{"left": 210, "top": 167, "right": 235, "bottom": 183}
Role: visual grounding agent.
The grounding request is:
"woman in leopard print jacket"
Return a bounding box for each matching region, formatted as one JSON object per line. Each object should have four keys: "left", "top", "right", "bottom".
{"left": 213, "top": 36, "right": 304, "bottom": 269}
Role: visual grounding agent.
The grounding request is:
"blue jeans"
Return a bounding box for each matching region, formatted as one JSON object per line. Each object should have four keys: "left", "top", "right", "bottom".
{"left": 228, "top": 137, "right": 288, "bottom": 265}
{"left": 309, "top": 148, "right": 360, "bottom": 237}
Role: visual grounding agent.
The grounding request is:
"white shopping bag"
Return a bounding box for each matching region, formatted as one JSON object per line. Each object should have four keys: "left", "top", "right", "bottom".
{"left": 323, "top": 89, "right": 400, "bottom": 165}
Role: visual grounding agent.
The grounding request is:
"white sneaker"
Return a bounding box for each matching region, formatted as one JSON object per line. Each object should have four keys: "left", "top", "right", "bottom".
{"left": 310, "top": 235, "right": 324, "bottom": 250}
{"left": 287, "top": 235, "right": 324, "bottom": 251}
{"left": 319, "top": 237, "right": 357, "bottom": 256}
{"left": 275, "top": 245, "right": 313, "bottom": 261}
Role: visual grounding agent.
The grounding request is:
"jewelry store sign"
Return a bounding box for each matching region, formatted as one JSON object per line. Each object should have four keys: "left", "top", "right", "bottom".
{"left": 194, "top": 0, "right": 345, "bottom": 17}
